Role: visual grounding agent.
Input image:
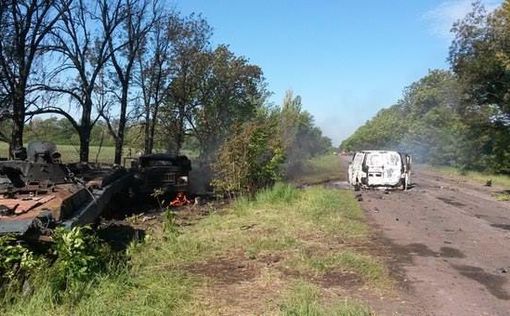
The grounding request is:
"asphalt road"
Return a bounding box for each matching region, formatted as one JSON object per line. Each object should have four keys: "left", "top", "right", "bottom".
{"left": 358, "top": 167, "right": 510, "bottom": 315}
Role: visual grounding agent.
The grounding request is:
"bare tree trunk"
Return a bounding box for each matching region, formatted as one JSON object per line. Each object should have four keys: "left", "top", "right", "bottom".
{"left": 175, "top": 102, "right": 185, "bottom": 153}
{"left": 144, "top": 105, "right": 152, "bottom": 154}
{"left": 11, "top": 89, "right": 25, "bottom": 152}
{"left": 114, "top": 86, "right": 129, "bottom": 164}
{"left": 79, "top": 127, "right": 91, "bottom": 163}
{"left": 79, "top": 98, "right": 93, "bottom": 163}
{"left": 148, "top": 104, "right": 159, "bottom": 154}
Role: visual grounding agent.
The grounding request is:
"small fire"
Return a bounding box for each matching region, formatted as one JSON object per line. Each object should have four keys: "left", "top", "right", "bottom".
{"left": 170, "top": 192, "right": 192, "bottom": 207}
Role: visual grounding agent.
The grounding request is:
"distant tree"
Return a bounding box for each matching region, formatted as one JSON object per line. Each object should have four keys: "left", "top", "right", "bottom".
{"left": 279, "top": 90, "right": 332, "bottom": 174}
{"left": 192, "top": 45, "right": 267, "bottom": 159}
{"left": 101, "top": 0, "right": 156, "bottom": 164}
{"left": 135, "top": 12, "right": 176, "bottom": 154}
{"left": 0, "top": 0, "right": 68, "bottom": 154}
{"left": 160, "top": 14, "right": 211, "bottom": 154}
{"left": 35, "top": 0, "right": 125, "bottom": 162}
{"left": 450, "top": 1, "right": 510, "bottom": 116}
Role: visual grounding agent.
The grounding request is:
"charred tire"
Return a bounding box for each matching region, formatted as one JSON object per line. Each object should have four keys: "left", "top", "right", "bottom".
{"left": 354, "top": 179, "right": 361, "bottom": 191}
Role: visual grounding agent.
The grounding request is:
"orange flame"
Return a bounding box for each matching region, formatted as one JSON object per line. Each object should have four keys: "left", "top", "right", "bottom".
{"left": 170, "top": 192, "right": 191, "bottom": 207}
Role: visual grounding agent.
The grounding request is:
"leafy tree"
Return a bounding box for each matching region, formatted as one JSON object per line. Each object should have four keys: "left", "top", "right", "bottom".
{"left": 159, "top": 14, "right": 212, "bottom": 154}
{"left": 450, "top": 1, "right": 510, "bottom": 116}
{"left": 341, "top": 70, "right": 471, "bottom": 166}
{"left": 132, "top": 11, "right": 211, "bottom": 156}
{"left": 101, "top": 0, "right": 156, "bottom": 164}
{"left": 192, "top": 45, "right": 267, "bottom": 160}
{"left": 279, "top": 90, "right": 332, "bottom": 175}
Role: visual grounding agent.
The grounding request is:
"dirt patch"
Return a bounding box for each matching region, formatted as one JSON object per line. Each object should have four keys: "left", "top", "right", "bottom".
{"left": 440, "top": 246, "right": 465, "bottom": 258}
{"left": 186, "top": 256, "right": 258, "bottom": 285}
{"left": 257, "top": 253, "right": 283, "bottom": 266}
{"left": 319, "top": 271, "right": 363, "bottom": 288}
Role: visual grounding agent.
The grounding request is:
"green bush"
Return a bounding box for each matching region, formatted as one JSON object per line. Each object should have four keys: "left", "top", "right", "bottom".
{"left": 212, "top": 118, "right": 285, "bottom": 196}
{"left": 0, "top": 236, "right": 44, "bottom": 284}
{"left": 50, "top": 227, "right": 111, "bottom": 297}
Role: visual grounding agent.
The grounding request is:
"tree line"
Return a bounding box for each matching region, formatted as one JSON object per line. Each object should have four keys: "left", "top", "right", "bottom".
{"left": 0, "top": 0, "right": 331, "bottom": 192}
{"left": 0, "top": 0, "right": 267, "bottom": 164}
{"left": 341, "top": 1, "right": 510, "bottom": 174}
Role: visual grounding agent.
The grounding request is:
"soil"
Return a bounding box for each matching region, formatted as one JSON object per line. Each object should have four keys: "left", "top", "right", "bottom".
{"left": 356, "top": 166, "right": 510, "bottom": 315}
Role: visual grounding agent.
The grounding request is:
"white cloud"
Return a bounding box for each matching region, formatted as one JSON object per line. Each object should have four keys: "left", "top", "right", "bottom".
{"left": 423, "top": 0, "right": 501, "bottom": 39}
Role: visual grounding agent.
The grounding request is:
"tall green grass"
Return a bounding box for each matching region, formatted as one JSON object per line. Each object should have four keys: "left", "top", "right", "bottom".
{"left": 280, "top": 281, "right": 371, "bottom": 316}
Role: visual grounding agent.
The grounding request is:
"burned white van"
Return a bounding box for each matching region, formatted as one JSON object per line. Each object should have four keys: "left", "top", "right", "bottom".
{"left": 348, "top": 151, "right": 411, "bottom": 190}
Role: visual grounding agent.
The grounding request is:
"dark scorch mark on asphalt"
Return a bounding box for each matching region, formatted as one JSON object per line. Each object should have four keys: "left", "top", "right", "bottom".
{"left": 436, "top": 196, "right": 466, "bottom": 208}
{"left": 491, "top": 224, "right": 510, "bottom": 231}
{"left": 452, "top": 264, "right": 510, "bottom": 300}
{"left": 395, "top": 243, "right": 465, "bottom": 259}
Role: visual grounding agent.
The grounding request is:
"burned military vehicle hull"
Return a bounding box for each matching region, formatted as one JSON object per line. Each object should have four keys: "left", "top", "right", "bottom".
{"left": 0, "top": 142, "right": 132, "bottom": 238}
{"left": 131, "top": 154, "right": 191, "bottom": 196}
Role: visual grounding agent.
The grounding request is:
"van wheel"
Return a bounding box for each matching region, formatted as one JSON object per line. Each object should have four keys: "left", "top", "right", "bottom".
{"left": 402, "top": 175, "right": 408, "bottom": 191}
{"left": 354, "top": 179, "right": 361, "bottom": 191}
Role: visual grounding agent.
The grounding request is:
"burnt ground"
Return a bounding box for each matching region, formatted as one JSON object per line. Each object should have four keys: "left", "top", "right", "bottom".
{"left": 356, "top": 166, "right": 510, "bottom": 315}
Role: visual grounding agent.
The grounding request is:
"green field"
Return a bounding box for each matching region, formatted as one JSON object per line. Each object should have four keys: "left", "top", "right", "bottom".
{"left": 0, "top": 142, "right": 129, "bottom": 164}
{"left": 0, "top": 142, "right": 198, "bottom": 164}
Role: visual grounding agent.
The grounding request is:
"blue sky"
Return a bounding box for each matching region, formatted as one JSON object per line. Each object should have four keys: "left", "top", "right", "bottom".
{"left": 174, "top": 0, "right": 501, "bottom": 145}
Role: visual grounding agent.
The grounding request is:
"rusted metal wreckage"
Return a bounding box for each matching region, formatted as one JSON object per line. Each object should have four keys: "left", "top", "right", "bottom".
{"left": 0, "top": 142, "right": 192, "bottom": 239}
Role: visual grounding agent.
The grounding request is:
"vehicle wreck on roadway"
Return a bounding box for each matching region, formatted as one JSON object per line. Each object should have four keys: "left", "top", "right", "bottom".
{"left": 348, "top": 150, "right": 411, "bottom": 190}
{"left": 0, "top": 142, "right": 132, "bottom": 239}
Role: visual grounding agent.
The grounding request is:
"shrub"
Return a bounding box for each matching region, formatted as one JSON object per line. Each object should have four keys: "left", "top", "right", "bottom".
{"left": 50, "top": 227, "right": 111, "bottom": 294}
{"left": 212, "top": 118, "right": 284, "bottom": 196}
{"left": 0, "top": 236, "right": 44, "bottom": 284}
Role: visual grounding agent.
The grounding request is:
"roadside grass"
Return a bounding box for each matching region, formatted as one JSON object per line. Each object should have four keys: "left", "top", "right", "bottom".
{"left": 492, "top": 192, "right": 510, "bottom": 201}
{"left": 430, "top": 165, "right": 510, "bottom": 188}
{"left": 2, "top": 183, "right": 387, "bottom": 315}
{"left": 281, "top": 281, "right": 371, "bottom": 316}
{"left": 289, "top": 153, "right": 346, "bottom": 185}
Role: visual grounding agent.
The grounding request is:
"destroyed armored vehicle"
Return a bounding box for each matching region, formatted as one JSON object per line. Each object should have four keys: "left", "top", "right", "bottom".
{"left": 348, "top": 150, "right": 411, "bottom": 190}
{"left": 131, "top": 153, "right": 191, "bottom": 196}
{"left": 0, "top": 141, "right": 132, "bottom": 239}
